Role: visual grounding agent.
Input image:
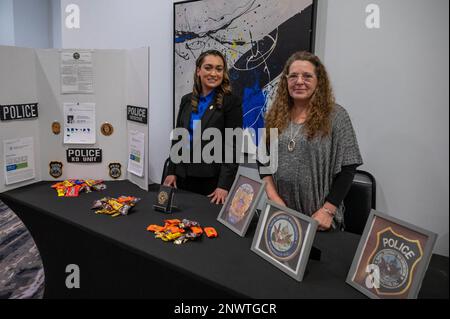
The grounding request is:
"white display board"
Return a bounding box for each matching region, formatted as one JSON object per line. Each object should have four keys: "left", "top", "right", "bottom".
{"left": 0, "top": 45, "right": 150, "bottom": 192}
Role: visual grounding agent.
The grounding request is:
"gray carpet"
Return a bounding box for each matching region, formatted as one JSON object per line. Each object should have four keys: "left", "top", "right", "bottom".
{"left": 0, "top": 200, "right": 45, "bottom": 299}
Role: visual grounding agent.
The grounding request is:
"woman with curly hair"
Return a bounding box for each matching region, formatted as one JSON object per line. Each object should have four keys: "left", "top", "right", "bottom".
{"left": 165, "top": 50, "right": 243, "bottom": 204}
{"left": 261, "top": 51, "right": 362, "bottom": 231}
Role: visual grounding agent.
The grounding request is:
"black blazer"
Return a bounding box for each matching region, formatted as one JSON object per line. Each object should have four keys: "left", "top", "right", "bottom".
{"left": 167, "top": 92, "right": 243, "bottom": 190}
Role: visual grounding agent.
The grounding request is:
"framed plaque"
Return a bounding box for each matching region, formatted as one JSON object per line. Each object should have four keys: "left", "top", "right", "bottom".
{"left": 217, "top": 173, "right": 266, "bottom": 237}
{"left": 346, "top": 210, "right": 437, "bottom": 299}
{"left": 251, "top": 200, "right": 318, "bottom": 282}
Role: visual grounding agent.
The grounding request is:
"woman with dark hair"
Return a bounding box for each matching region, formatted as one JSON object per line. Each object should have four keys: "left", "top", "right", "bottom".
{"left": 164, "top": 50, "right": 243, "bottom": 204}
{"left": 261, "top": 51, "right": 363, "bottom": 231}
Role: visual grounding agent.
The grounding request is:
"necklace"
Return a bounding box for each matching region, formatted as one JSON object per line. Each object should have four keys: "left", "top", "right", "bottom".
{"left": 288, "top": 121, "right": 303, "bottom": 152}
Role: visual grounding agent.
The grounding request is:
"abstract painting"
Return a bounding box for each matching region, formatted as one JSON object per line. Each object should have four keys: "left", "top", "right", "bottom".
{"left": 174, "top": 0, "right": 316, "bottom": 145}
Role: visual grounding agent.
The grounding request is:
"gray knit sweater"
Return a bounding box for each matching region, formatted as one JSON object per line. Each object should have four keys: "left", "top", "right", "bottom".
{"left": 274, "top": 104, "right": 363, "bottom": 229}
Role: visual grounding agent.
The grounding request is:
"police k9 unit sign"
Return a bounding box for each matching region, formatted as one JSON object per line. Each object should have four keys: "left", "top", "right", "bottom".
{"left": 67, "top": 148, "right": 102, "bottom": 163}
{"left": 0, "top": 103, "right": 38, "bottom": 121}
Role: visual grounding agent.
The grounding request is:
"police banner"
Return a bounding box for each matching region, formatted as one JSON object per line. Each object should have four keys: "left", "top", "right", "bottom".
{"left": 67, "top": 148, "right": 102, "bottom": 163}
{"left": 0, "top": 103, "right": 38, "bottom": 121}
{"left": 127, "top": 105, "right": 148, "bottom": 124}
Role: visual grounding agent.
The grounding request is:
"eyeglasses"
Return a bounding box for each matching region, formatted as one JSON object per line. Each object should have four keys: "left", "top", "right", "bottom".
{"left": 286, "top": 73, "right": 315, "bottom": 83}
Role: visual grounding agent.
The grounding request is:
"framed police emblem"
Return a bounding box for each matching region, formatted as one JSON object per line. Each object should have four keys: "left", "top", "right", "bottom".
{"left": 251, "top": 200, "right": 318, "bottom": 282}
{"left": 217, "top": 173, "right": 266, "bottom": 237}
{"left": 346, "top": 210, "right": 437, "bottom": 299}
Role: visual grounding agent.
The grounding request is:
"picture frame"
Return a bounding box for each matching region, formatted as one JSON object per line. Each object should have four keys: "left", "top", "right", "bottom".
{"left": 217, "top": 172, "right": 266, "bottom": 237}
{"left": 346, "top": 210, "right": 437, "bottom": 299}
{"left": 251, "top": 200, "right": 318, "bottom": 282}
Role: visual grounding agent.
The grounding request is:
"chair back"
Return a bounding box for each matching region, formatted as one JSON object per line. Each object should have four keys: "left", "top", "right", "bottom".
{"left": 343, "top": 170, "right": 376, "bottom": 235}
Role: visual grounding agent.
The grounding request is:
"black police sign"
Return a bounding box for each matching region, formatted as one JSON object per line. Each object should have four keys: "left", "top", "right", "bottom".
{"left": 127, "top": 105, "right": 148, "bottom": 124}
{"left": 67, "top": 148, "right": 102, "bottom": 163}
{"left": 0, "top": 103, "right": 38, "bottom": 121}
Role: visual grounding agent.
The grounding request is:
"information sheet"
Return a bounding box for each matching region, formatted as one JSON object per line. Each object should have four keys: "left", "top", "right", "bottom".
{"left": 63, "top": 102, "right": 96, "bottom": 144}
{"left": 3, "top": 137, "right": 35, "bottom": 185}
{"left": 127, "top": 130, "right": 145, "bottom": 177}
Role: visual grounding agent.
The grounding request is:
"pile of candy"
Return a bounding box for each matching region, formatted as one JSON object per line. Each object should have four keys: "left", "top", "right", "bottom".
{"left": 91, "top": 196, "right": 140, "bottom": 217}
{"left": 147, "top": 219, "right": 218, "bottom": 245}
{"left": 51, "top": 179, "right": 106, "bottom": 197}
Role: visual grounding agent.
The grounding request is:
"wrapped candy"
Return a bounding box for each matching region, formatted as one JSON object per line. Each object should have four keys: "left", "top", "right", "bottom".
{"left": 146, "top": 218, "right": 217, "bottom": 245}
{"left": 51, "top": 179, "right": 106, "bottom": 197}
{"left": 91, "top": 196, "right": 140, "bottom": 217}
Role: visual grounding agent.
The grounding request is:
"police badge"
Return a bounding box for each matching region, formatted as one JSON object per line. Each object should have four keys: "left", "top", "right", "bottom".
{"left": 346, "top": 210, "right": 437, "bottom": 299}
{"left": 251, "top": 201, "right": 318, "bottom": 282}
{"left": 153, "top": 185, "right": 175, "bottom": 213}
{"left": 108, "top": 163, "right": 121, "bottom": 179}
{"left": 217, "top": 173, "right": 266, "bottom": 237}
{"left": 49, "top": 161, "right": 63, "bottom": 178}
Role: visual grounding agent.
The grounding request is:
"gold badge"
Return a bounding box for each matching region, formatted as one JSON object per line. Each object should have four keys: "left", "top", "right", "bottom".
{"left": 52, "top": 121, "right": 61, "bottom": 135}
{"left": 158, "top": 191, "right": 169, "bottom": 205}
{"left": 101, "top": 122, "right": 114, "bottom": 136}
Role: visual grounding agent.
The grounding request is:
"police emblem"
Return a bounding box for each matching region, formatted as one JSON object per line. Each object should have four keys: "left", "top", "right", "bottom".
{"left": 49, "top": 161, "right": 63, "bottom": 178}
{"left": 158, "top": 191, "right": 169, "bottom": 205}
{"left": 51, "top": 121, "right": 61, "bottom": 135}
{"left": 154, "top": 185, "right": 175, "bottom": 213}
{"left": 228, "top": 183, "right": 254, "bottom": 224}
{"left": 108, "top": 163, "right": 121, "bottom": 179}
{"left": 264, "top": 211, "right": 302, "bottom": 262}
{"left": 368, "top": 227, "right": 423, "bottom": 296}
{"left": 101, "top": 122, "right": 114, "bottom": 136}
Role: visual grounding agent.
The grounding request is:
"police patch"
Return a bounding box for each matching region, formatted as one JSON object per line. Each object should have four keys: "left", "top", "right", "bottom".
{"left": 49, "top": 161, "right": 63, "bottom": 178}
{"left": 228, "top": 183, "right": 254, "bottom": 225}
{"left": 108, "top": 163, "right": 121, "bottom": 179}
{"left": 368, "top": 227, "right": 423, "bottom": 296}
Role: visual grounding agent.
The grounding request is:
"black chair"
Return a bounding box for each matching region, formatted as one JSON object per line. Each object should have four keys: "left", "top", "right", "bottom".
{"left": 160, "top": 157, "right": 171, "bottom": 184}
{"left": 343, "top": 170, "right": 376, "bottom": 235}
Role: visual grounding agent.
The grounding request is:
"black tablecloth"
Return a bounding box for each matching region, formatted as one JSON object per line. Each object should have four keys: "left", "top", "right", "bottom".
{"left": 1, "top": 181, "right": 448, "bottom": 298}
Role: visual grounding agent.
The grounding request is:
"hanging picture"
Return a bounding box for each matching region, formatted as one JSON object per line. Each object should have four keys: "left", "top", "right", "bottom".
{"left": 174, "top": 0, "right": 316, "bottom": 146}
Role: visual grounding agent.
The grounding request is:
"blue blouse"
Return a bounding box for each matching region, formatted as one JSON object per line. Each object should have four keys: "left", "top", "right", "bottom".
{"left": 189, "top": 90, "right": 215, "bottom": 140}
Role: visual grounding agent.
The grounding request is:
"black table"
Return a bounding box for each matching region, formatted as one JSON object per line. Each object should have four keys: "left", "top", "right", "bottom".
{"left": 1, "top": 181, "right": 448, "bottom": 298}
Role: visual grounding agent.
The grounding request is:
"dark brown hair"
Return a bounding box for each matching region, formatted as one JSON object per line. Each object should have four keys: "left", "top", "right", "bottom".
{"left": 191, "top": 50, "right": 232, "bottom": 112}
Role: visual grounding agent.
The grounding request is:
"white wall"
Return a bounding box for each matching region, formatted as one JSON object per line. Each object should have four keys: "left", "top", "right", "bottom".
{"left": 315, "top": 0, "right": 449, "bottom": 256}
{"left": 0, "top": 0, "right": 15, "bottom": 46}
{"left": 60, "top": 0, "right": 174, "bottom": 184}
{"left": 13, "top": 0, "right": 52, "bottom": 48}
{"left": 0, "top": 0, "right": 52, "bottom": 48}
{"left": 50, "top": 0, "right": 61, "bottom": 48}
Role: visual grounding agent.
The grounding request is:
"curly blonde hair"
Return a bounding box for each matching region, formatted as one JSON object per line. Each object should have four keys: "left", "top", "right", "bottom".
{"left": 191, "top": 50, "right": 232, "bottom": 112}
{"left": 265, "top": 51, "right": 335, "bottom": 141}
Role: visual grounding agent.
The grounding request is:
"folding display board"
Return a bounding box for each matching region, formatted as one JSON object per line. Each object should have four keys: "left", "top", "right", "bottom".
{"left": 0, "top": 45, "right": 150, "bottom": 192}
